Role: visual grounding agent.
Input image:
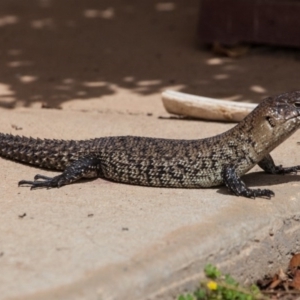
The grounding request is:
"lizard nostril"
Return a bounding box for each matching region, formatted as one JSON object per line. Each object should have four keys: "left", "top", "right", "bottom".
{"left": 294, "top": 102, "right": 300, "bottom": 108}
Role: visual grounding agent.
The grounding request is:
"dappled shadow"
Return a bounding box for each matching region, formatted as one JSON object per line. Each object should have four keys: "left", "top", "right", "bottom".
{"left": 0, "top": 0, "right": 200, "bottom": 108}
{"left": 1, "top": 0, "right": 300, "bottom": 109}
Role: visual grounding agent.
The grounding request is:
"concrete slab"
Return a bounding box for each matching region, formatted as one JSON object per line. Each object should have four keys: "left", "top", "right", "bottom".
{"left": 0, "top": 108, "right": 300, "bottom": 300}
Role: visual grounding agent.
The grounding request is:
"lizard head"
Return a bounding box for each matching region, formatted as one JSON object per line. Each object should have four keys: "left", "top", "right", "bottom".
{"left": 263, "top": 91, "right": 300, "bottom": 131}
{"left": 243, "top": 91, "right": 300, "bottom": 152}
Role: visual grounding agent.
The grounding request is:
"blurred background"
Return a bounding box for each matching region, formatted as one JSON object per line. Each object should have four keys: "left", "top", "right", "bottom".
{"left": 0, "top": 0, "right": 300, "bottom": 112}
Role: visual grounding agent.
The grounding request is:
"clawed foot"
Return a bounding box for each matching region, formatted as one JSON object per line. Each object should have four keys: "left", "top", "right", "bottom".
{"left": 275, "top": 165, "right": 300, "bottom": 175}
{"left": 18, "top": 156, "right": 100, "bottom": 190}
{"left": 18, "top": 174, "right": 63, "bottom": 189}
{"left": 222, "top": 164, "right": 275, "bottom": 199}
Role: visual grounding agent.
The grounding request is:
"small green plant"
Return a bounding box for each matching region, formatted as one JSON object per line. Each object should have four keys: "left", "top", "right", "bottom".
{"left": 178, "top": 264, "right": 268, "bottom": 300}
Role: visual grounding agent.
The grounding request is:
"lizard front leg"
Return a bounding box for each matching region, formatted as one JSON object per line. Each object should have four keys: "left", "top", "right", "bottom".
{"left": 258, "top": 154, "right": 300, "bottom": 174}
{"left": 222, "top": 164, "right": 274, "bottom": 199}
{"left": 18, "top": 156, "right": 101, "bottom": 189}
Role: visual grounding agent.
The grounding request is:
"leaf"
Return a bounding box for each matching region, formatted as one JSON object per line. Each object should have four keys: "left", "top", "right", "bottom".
{"left": 290, "top": 269, "right": 300, "bottom": 290}
{"left": 204, "top": 264, "right": 221, "bottom": 279}
{"left": 289, "top": 253, "right": 300, "bottom": 275}
{"left": 178, "top": 294, "right": 195, "bottom": 300}
{"left": 224, "top": 274, "right": 238, "bottom": 286}
{"left": 249, "top": 284, "right": 261, "bottom": 296}
{"left": 194, "top": 288, "right": 206, "bottom": 300}
{"left": 269, "top": 279, "right": 281, "bottom": 289}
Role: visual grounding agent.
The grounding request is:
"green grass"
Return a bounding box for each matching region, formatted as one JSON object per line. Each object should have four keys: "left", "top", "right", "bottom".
{"left": 178, "top": 264, "right": 269, "bottom": 300}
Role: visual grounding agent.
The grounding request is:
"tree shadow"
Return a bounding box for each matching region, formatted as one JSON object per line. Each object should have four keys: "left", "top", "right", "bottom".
{"left": 0, "top": 0, "right": 300, "bottom": 109}
{"left": 0, "top": 0, "right": 200, "bottom": 108}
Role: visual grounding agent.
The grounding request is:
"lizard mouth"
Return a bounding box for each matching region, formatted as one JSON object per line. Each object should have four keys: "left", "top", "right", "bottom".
{"left": 288, "top": 112, "right": 300, "bottom": 120}
{"left": 266, "top": 116, "right": 275, "bottom": 128}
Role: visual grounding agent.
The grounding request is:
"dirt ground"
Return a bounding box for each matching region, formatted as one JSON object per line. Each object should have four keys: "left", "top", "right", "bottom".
{"left": 1, "top": 0, "right": 300, "bottom": 114}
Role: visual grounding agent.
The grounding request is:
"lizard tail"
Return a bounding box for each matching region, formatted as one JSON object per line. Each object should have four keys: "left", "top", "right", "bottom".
{"left": 0, "top": 133, "right": 86, "bottom": 170}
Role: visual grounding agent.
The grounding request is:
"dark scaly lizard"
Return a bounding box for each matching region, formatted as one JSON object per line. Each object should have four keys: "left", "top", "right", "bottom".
{"left": 1, "top": 91, "right": 300, "bottom": 198}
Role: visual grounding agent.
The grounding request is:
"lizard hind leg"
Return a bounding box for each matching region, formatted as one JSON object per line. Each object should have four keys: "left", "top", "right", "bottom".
{"left": 18, "top": 156, "right": 101, "bottom": 189}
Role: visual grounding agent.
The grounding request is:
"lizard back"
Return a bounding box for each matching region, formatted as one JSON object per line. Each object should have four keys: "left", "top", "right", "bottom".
{"left": 0, "top": 132, "right": 251, "bottom": 188}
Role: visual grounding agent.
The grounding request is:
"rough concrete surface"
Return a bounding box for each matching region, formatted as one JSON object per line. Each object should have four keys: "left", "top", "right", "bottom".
{"left": 1, "top": 0, "right": 300, "bottom": 300}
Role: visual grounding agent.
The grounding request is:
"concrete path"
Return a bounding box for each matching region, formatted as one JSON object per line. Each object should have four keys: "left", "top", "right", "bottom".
{"left": 1, "top": 108, "right": 300, "bottom": 300}
{"left": 0, "top": 0, "right": 300, "bottom": 299}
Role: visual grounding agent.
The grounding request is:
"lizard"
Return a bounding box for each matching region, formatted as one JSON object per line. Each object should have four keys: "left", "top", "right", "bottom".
{"left": 1, "top": 91, "right": 300, "bottom": 199}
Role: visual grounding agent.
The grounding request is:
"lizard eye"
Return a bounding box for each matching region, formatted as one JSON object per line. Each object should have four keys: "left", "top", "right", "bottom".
{"left": 294, "top": 102, "right": 300, "bottom": 108}
{"left": 266, "top": 116, "right": 275, "bottom": 128}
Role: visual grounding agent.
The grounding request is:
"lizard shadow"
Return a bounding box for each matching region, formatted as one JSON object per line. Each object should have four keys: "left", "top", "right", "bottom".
{"left": 216, "top": 171, "right": 300, "bottom": 196}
